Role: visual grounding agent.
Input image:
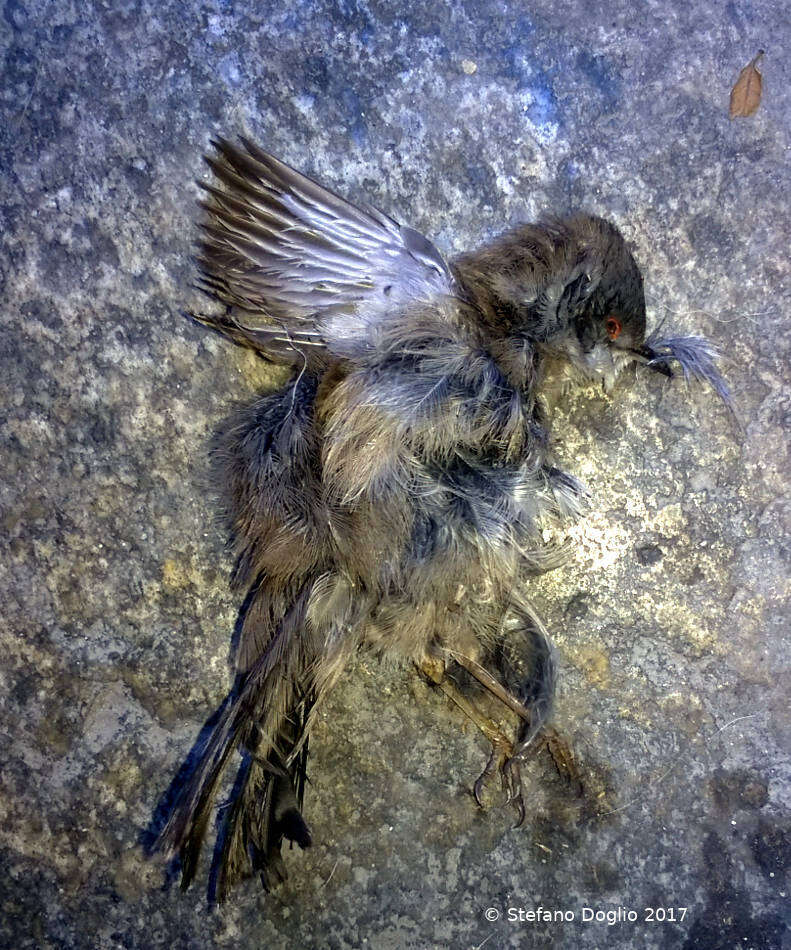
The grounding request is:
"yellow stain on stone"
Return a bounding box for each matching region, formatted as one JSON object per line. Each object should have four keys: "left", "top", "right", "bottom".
{"left": 238, "top": 346, "right": 289, "bottom": 389}
{"left": 565, "top": 641, "right": 611, "bottom": 689}
{"left": 730, "top": 591, "right": 768, "bottom": 624}
{"left": 617, "top": 696, "right": 655, "bottom": 728}
{"left": 161, "top": 557, "right": 191, "bottom": 590}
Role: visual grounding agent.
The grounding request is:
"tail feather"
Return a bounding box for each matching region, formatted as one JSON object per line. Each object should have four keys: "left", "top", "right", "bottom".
{"left": 167, "top": 684, "right": 254, "bottom": 891}
{"left": 213, "top": 695, "right": 315, "bottom": 900}
{"left": 157, "top": 666, "right": 315, "bottom": 896}
{"left": 213, "top": 750, "right": 312, "bottom": 901}
{"left": 156, "top": 586, "right": 314, "bottom": 893}
{"left": 154, "top": 568, "right": 363, "bottom": 899}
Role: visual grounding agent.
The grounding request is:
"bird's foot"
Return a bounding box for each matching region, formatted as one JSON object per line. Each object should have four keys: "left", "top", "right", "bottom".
{"left": 494, "top": 727, "right": 582, "bottom": 826}
{"left": 471, "top": 737, "right": 533, "bottom": 828}
{"left": 472, "top": 736, "right": 512, "bottom": 808}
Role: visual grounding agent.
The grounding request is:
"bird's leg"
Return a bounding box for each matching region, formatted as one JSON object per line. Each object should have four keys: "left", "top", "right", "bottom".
{"left": 444, "top": 649, "right": 581, "bottom": 803}
{"left": 417, "top": 658, "right": 513, "bottom": 807}
{"left": 445, "top": 649, "right": 533, "bottom": 722}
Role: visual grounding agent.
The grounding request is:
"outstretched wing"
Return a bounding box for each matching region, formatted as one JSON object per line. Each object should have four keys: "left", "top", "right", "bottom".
{"left": 195, "top": 137, "right": 457, "bottom": 364}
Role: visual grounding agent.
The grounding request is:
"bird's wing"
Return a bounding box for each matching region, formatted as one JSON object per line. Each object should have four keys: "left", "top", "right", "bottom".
{"left": 195, "top": 137, "right": 458, "bottom": 364}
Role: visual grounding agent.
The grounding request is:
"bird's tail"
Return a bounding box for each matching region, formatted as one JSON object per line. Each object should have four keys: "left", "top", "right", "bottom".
{"left": 211, "top": 697, "right": 314, "bottom": 899}
{"left": 155, "top": 581, "right": 320, "bottom": 899}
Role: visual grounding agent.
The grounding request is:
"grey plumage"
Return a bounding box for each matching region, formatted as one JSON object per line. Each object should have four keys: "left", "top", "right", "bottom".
{"left": 155, "top": 138, "right": 729, "bottom": 900}
{"left": 643, "top": 331, "right": 735, "bottom": 411}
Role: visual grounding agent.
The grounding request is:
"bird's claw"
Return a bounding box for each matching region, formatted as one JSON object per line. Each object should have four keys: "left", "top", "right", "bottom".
{"left": 473, "top": 746, "right": 502, "bottom": 807}
{"left": 472, "top": 741, "right": 526, "bottom": 826}
{"left": 502, "top": 756, "right": 526, "bottom": 827}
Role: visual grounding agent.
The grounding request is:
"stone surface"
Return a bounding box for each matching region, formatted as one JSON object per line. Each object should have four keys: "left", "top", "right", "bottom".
{"left": 1, "top": 1, "right": 789, "bottom": 947}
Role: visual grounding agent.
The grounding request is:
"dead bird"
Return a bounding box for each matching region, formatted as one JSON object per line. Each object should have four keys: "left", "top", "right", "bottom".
{"left": 154, "top": 137, "right": 731, "bottom": 900}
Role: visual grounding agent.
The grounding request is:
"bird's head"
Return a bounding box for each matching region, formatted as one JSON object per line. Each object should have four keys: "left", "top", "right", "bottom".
{"left": 529, "top": 215, "right": 670, "bottom": 391}
{"left": 459, "top": 214, "right": 671, "bottom": 392}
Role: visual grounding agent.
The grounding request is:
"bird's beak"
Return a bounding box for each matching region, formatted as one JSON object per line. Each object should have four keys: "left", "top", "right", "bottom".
{"left": 631, "top": 343, "right": 673, "bottom": 377}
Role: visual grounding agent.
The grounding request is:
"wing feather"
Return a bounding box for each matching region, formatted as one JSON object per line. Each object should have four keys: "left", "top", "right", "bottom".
{"left": 195, "top": 137, "right": 457, "bottom": 364}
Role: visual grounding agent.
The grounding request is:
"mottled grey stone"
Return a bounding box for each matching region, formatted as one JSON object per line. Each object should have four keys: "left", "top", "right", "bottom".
{"left": 1, "top": 1, "right": 789, "bottom": 948}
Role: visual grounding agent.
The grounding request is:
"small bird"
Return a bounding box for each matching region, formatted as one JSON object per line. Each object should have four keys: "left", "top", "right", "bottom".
{"left": 155, "top": 137, "right": 731, "bottom": 900}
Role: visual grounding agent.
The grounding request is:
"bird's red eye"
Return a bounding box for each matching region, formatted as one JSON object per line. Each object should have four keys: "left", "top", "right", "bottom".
{"left": 605, "top": 316, "right": 622, "bottom": 340}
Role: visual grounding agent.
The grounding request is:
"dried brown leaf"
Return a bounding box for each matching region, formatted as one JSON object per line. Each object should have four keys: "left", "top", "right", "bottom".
{"left": 729, "top": 50, "right": 764, "bottom": 119}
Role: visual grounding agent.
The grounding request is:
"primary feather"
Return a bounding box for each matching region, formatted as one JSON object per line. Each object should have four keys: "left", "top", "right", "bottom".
{"left": 196, "top": 137, "right": 456, "bottom": 364}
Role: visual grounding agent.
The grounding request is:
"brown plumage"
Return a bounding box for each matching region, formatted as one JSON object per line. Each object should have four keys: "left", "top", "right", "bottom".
{"left": 154, "top": 137, "right": 729, "bottom": 900}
